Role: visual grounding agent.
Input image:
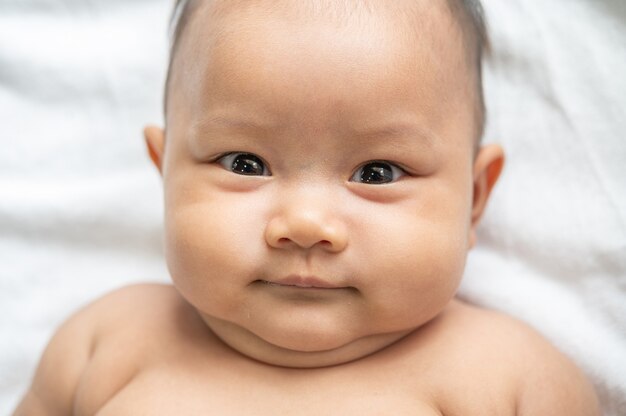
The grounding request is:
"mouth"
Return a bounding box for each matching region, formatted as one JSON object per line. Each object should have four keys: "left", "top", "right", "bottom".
{"left": 258, "top": 275, "right": 349, "bottom": 290}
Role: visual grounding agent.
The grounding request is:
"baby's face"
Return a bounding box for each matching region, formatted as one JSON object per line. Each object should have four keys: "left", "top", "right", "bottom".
{"left": 147, "top": 0, "right": 501, "bottom": 367}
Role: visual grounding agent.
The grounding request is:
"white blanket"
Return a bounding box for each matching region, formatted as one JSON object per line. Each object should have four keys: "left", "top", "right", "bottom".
{"left": 1, "top": 0, "right": 624, "bottom": 414}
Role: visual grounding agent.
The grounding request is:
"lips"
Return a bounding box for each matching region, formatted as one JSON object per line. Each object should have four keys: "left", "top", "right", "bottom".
{"left": 261, "top": 275, "right": 345, "bottom": 289}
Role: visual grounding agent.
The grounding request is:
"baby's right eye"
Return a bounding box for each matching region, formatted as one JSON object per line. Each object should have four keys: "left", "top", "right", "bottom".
{"left": 350, "top": 161, "right": 405, "bottom": 184}
{"left": 217, "top": 152, "right": 271, "bottom": 176}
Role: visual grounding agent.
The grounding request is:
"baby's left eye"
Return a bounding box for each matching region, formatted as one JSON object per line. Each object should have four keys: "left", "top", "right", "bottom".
{"left": 350, "top": 161, "right": 405, "bottom": 184}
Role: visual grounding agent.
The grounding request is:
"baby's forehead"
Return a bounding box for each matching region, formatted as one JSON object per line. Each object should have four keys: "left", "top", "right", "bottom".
{"left": 169, "top": 0, "right": 473, "bottom": 98}
{"left": 172, "top": 0, "right": 468, "bottom": 99}
{"left": 166, "top": 0, "right": 486, "bottom": 142}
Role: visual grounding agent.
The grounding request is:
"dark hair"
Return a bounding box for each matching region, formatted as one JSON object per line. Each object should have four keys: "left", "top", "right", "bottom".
{"left": 164, "top": 0, "right": 489, "bottom": 141}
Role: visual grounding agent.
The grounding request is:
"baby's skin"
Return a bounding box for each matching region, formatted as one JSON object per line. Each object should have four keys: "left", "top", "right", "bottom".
{"left": 15, "top": 0, "right": 599, "bottom": 414}
{"left": 16, "top": 285, "right": 598, "bottom": 414}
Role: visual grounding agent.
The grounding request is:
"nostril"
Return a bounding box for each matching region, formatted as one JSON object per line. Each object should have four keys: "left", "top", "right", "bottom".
{"left": 276, "top": 237, "right": 332, "bottom": 248}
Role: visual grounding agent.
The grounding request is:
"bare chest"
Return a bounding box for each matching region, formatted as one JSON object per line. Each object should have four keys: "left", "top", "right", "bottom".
{"left": 73, "top": 297, "right": 518, "bottom": 415}
{"left": 80, "top": 362, "right": 441, "bottom": 416}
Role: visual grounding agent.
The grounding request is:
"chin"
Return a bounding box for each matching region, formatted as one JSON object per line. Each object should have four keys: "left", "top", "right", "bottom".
{"left": 250, "top": 319, "right": 360, "bottom": 353}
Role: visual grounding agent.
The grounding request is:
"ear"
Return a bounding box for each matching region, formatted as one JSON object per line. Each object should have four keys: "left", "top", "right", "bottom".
{"left": 469, "top": 144, "right": 505, "bottom": 247}
{"left": 144, "top": 125, "right": 165, "bottom": 175}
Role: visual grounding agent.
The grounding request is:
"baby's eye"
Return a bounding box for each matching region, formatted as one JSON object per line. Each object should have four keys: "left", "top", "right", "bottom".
{"left": 218, "top": 152, "right": 270, "bottom": 176}
{"left": 351, "top": 161, "right": 404, "bottom": 184}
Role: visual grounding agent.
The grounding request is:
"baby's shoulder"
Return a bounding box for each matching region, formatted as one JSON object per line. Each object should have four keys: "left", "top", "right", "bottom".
{"left": 14, "top": 283, "right": 193, "bottom": 415}
{"left": 58, "top": 283, "right": 187, "bottom": 348}
{"left": 91, "top": 282, "right": 181, "bottom": 312}
{"left": 439, "top": 300, "right": 560, "bottom": 356}
{"left": 421, "top": 300, "right": 600, "bottom": 415}
{"left": 87, "top": 283, "right": 185, "bottom": 329}
{"left": 80, "top": 282, "right": 207, "bottom": 363}
{"left": 443, "top": 301, "right": 582, "bottom": 374}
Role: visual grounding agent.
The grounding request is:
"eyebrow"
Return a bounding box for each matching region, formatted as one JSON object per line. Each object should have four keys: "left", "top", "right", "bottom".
{"left": 193, "top": 114, "right": 282, "bottom": 135}
{"left": 192, "top": 113, "right": 438, "bottom": 149}
{"left": 348, "top": 123, "right": 437, "bottom": 148}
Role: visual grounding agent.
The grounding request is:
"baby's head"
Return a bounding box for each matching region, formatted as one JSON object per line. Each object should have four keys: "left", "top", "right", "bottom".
{"left": 145, "top": 0, "right": 503, "bottom": 368}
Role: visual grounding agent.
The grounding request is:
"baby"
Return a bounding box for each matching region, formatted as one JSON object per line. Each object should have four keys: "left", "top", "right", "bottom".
{"left": 15, "top": 0, "right": 600, "bottom": 414}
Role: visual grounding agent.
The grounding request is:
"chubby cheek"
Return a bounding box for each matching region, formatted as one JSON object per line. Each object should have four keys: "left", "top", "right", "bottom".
{"left": 162, "top": 183, "right": 266, "bottom": 317}
{"left": 358, "top": 193, "right": 471, "bottom": 330}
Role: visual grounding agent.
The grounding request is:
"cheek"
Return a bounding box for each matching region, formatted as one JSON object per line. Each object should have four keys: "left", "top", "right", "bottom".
{"left": 355, "top": 191, "right": 471, "bottom": 327}
{"left": 162, "top": 185, "right": 267, "bottom": 313}
{"left": 369, "top": 220, "right": 466, "bottom": 303}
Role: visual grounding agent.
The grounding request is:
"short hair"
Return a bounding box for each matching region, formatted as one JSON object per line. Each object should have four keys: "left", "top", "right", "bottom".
{"left": 164, "top": 0, "right": 489, "bottom": 141}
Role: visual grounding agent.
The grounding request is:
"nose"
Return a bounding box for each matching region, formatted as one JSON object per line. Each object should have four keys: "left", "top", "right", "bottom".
{"left": 264, "top": 192, "right": 348, "bottom": 253}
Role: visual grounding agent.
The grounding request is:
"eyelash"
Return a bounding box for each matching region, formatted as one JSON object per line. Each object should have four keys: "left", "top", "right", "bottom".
{"left": 215, "top": 152, "right": 406, "bottom": 184}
